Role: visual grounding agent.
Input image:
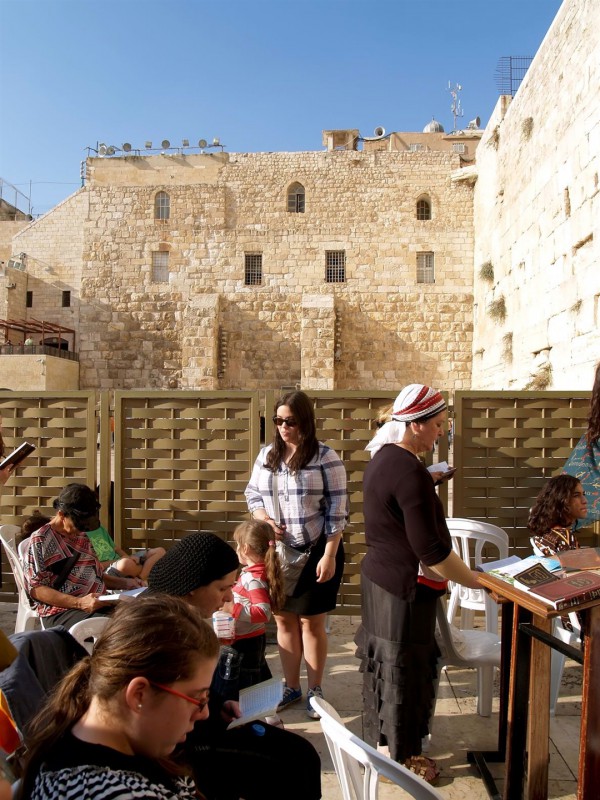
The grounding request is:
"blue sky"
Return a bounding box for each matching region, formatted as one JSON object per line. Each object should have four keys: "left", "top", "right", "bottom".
{"left": 1, "top": 0, "right": 562, "bottom": 217}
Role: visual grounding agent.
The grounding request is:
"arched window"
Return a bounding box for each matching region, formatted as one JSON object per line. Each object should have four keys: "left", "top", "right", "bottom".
{"left": 416, "top": 197, "right": 431, "bottom": 220}
{"left": 287, "top": 182, "right": 305, "bottom": 213}
{"left": 154, "top": 191, "right": 170, "bottom": 221}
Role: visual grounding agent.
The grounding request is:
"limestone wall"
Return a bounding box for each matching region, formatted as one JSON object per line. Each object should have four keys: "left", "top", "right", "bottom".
{"left": 60, "top": 148, "right": 475, "bottom": 391}
{"left": 472, "top": 0, "right": 600, "bottom": 389}
{"left": 0, "top": 354, "right": 79, "bottom": 390}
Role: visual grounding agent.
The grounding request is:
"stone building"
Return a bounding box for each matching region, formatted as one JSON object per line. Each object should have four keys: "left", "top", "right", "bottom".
{"left": 2, "top": 130, "right": 477, "bottom": 392}
{"left": 1, "top": 0, "right": 597, "bottom": 393}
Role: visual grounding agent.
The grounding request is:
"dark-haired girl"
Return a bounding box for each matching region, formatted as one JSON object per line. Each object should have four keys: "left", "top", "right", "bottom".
{"left": 528, "top": 474, "right": 587, "bottom": 556}
{"left": 245, "top": 390, "right": 348, "bottom": 718}
{"left": 17, "top": 596, "right": 219, "bottom": 800}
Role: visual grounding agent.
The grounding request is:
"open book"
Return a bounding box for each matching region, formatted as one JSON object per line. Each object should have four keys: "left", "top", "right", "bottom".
{"left": 227, "top": 677, "right": 284, "bottom": 729}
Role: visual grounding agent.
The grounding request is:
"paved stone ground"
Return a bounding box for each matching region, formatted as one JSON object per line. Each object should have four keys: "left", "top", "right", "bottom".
{"left": 0, "top": 605, "right": 580, "bottom": 799}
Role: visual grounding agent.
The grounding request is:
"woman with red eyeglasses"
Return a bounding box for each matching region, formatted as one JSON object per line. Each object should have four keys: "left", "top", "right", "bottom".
{"left": 245, "top": 390, "right": 348, "bottom": 718}
{"left": 16, "top": 595, "right": 219, "bottom": 800}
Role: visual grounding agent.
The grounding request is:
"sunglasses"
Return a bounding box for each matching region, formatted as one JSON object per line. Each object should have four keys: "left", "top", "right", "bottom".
{"left": 272, "top": 416, "right": 298, "bottom": 428}
{"left": 150, "top": 681, "right": 210, "bottom": 710}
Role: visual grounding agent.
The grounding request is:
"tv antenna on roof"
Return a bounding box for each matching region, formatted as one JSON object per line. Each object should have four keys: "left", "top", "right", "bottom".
{"left": 448, "top": 81, "right": 463, "bottom": 132}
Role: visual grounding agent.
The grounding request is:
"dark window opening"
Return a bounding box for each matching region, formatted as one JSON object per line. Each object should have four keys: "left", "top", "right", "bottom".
{"left": 326, "top": 250, "right": 346, "bottom": 283}
{"left": 244, "top": 253, "right": 263, "bottom": 285}
{"left": 62, "top": 290, "right": 71, "bottom": 307}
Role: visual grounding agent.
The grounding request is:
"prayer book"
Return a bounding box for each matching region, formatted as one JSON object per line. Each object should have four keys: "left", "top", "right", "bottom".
{"left": 0, "top": 442, "right": 36, "bottom": 470}
{"left": 558, "top": 547, "right": 600, "bottom": 571}
{"left": 523, "top": 571, "right": 600, "bottom": 611}
{"left": 512, "top": 563, "right": 560, "bottom": 594}
{"left": 227, "top": 677, "right": 284, "bottom": 729}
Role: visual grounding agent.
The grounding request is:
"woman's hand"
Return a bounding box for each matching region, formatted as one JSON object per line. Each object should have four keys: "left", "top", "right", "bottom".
{"left": 220, "top": 700, "right": 241, "bottom": 724}
{"left": 0, "top": 465, "right": 14, "bottom": 486}
{"left": 316, "top": 554, "right": 336, "bottom": 583}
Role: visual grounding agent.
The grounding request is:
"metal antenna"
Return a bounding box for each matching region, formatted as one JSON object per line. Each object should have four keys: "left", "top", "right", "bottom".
{"left": 448, "top": 81, "right": 463, "bottom": 132}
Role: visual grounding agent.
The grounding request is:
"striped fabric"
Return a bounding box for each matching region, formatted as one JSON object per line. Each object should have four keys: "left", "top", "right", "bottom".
{"left": 245, "top": 443, "right": 348, "bottom": 548}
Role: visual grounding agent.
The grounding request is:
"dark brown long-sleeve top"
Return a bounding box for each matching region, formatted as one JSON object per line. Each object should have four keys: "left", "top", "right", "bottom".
{"left": 361, "top": 444, "right": 452, "bottom": 600}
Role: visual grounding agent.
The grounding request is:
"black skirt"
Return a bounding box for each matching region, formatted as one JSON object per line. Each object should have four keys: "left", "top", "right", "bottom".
{"left": 354, "top": 573, "right": 443, "bottom": 762}
{"left": 282, "top": 535, "right": 344, "bottom": 616}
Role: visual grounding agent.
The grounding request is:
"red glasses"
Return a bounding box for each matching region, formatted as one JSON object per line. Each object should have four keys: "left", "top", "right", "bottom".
{"left": 150, "top": 681, "right": 209, "bottom": 709}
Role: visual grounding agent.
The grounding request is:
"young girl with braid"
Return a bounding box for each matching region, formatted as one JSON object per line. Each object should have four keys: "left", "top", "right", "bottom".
{"left": 223, "top": 521, "right": 286, "bottom": 689}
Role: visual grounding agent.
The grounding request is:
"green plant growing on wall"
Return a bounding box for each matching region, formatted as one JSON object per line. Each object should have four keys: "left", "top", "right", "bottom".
{"left": 525, "top": 363, "right": 553, "bottom": 390}
{"left": 479, "top": 261, "right": 494, "bottom": 282}
{"left": 502, "top": 332, "right": 513, "bottom": 363}
{"left": 487, "top": 295, "right": 506, "bottom": 323}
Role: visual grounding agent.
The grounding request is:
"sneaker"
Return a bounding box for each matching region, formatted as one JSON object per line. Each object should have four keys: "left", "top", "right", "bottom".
{"left": 306, "top": 685, "right": 323, "bottom": 719}
{"left": 277, "top": 685, "right": 302, "bottom": 711}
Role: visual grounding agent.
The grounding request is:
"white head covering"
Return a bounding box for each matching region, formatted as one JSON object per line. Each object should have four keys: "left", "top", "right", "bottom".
{"left": 365, "top": 384, "right": 446, "bottom": 457}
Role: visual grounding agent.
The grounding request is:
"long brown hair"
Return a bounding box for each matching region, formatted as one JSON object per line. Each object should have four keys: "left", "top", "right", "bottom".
{"left": 265, "top": 390, "right": 319, "bottom": 473}
{"left": 18, "top": 596, "right": 219, "bottom": 798}
{"left": 233, "top": 520, "right": 286, "bottom": 612}
{"left": 586, "top": 362, "right": 600, "bottom": 446}
{"left": 527, "top": 474, "right": 582, "bottom": 535}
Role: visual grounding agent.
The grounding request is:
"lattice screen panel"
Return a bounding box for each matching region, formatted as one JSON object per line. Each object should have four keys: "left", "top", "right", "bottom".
{"left": 0, "top": 391, "right": 97, "bottom": 599}
{"left": 453, "top": 391, "right": 594, "bottom": 557}
{"left": 114, "top": 392, "right": 260, "bottom": 552}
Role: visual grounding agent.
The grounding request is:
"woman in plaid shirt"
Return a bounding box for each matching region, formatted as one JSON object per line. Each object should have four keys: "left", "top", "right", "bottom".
{"left": 245, "top": 390, "right": 348, "bottom": 719}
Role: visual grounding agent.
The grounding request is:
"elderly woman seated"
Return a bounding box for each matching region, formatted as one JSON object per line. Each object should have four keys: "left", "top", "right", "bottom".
{"left": 24, "top": 484, "right": 141, "bottom": 629}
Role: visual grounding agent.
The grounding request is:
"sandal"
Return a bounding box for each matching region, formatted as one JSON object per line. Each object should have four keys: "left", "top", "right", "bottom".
{"left": 404, "top": 755, "right": 440, "bottom": 784}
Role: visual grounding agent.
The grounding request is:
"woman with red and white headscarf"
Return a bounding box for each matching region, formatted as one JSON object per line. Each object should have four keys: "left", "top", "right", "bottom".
{"left": 355, "top": 384, "right": 480, "bottom": 783}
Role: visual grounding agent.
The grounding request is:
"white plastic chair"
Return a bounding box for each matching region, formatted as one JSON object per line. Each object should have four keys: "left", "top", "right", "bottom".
{"left": 0, "top": 524, "right": 40, "bottom": 633}
{"left": 68, "top": 616, "right": 110, "bottom": 653}
{"left": 435, "top": 597, "right": 501, "bottom": 717}
{"left": 445, "top": 518, "right": 509, "bottom": 634}
{"left": 310, "top": 696, "right": 443, "bottom": 800}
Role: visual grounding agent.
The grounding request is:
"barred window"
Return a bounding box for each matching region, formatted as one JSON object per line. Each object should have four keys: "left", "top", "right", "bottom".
{"left": 416, "top": 198, "right": 431, "bottom": 220}
{"left": 287, "top": 182, "right": 305, "bottom": 213}
{"left": 452, "top": 143, "right": 466, "bottom": 154}
{"left": 244, "top": 253, "right": 263, "bottom": 285}
{"left": 409, "top": 143, "right": 425, "bottom": 152}
{"left": 152, "top": 251, "right": 169, "bottom": 283}
{"left": 326, "top": 250, "right": 346, "bottom": 283}
{"left": 417, "top": 252, "right": 435, "bottom": 284}
{"left": 154, "top": 191, "right": 170, "bottom": 221}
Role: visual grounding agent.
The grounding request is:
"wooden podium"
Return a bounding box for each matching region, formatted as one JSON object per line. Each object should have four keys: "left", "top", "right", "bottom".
{"left": 474, "top": 573, "right": 600, "bottom": 800}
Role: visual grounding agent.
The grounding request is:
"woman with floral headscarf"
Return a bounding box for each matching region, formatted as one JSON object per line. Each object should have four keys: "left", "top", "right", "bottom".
{"left": 356, "top": 384, "right": 481, "bottom": 784}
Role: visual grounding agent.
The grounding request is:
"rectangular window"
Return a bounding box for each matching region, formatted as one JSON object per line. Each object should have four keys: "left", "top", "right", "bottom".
{"left": 244, "top": 253, "right": 263, "bottom": 286}
{"left": 409, "top": 143, "right": 425, "bottom": 152}
{"left": 26, "top": 291, "right": 33, "bottom": 308}
{"left": 417, "top": 252, "right": 435, "bottom": 284}
{"left": 325, "top": 250, "right": 346, "bottom": 283}
{"left": 62, "top": 290, "right": 71, "bottom": 308}
{"left": 152, "top": 251, "right": 170, "bottom": 283}
{"left": 452, "top": 143, "right": 466, "bottom": 154}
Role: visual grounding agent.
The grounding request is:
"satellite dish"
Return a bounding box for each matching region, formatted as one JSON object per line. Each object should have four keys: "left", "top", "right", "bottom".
{"left": 374, "top": 126, "right": 386, "bottom": 137}
{"left": 161, "top": 139, "right": 170, "bottom": 149}
{"left": 145, "top": 141, "right": 152, "bottom": 149}
{"left": 198, "top": 139, "right": 207, "bottom": 148}
{"left": 122, "top": 142, "right": 132, "bottom": 152}
{"left": 106, "top": 146, "right": 116, "bottom": 156}
{"left": 182, "top": 138, "right": 189, "bottom": 147}
{"left": 98, "top": 144, "right": 108, "bottom": 156}
{"left": 212, "top": 137, "right": 220, "bottom": 146}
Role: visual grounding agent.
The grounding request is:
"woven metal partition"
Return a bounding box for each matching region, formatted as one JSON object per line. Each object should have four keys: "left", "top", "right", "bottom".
{"left": 453, "top": 391, "right": 595, "bottom": 556}
{"left": 113, "top": 392, "right": 260, "bottom": 553}
{"left": 0, "top": 391, "right": 98, "bottom": 600}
